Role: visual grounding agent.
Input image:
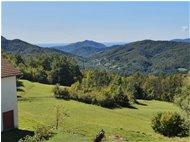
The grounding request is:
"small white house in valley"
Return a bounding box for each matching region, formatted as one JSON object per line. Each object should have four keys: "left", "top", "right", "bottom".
{"left": 1, "top": 58, "right": 22, "bottom": 131}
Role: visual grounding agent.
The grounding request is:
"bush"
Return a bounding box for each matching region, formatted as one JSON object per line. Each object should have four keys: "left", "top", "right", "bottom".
{"left": 35, "top": 126, "right": 54, "bottom": 140}
{"left": 19, "top": 126, "right": 54, "bottom": 142}
{"left": 52, "top": 84, "right": 70, "bottom": 100}
{"left": 152, "top": 112, "right": 189, "bottom": 137}
{"left": 99, "top": 97, "right": 115, "bottom": 108}
{"left": 18, "top": 135, "right": 35, "bottom": 142}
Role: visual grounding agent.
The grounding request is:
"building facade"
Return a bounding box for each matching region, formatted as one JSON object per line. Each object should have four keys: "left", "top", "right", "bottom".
{"left": 1, "top": 58, "right": 22, "bottom": 131}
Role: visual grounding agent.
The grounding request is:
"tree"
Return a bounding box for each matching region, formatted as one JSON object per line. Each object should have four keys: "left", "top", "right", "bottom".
{"left": 175, "top": 75, "right": 190, "bottom": 118}
{"left": 152, "top": 112, "right": 189, "bottom": 137}
{"left": 54, "top": 105, "right": 69, "bottom": 130}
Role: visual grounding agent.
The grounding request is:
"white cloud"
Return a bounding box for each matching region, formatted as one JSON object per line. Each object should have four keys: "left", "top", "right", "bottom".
{"left": 181, "top": 26, "right": 188, "bottom": 32}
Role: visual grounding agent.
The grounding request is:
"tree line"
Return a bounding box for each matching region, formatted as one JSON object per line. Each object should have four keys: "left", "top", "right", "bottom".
{"left": 53, "top": 70, "right": 189, "bottom": 109}
{"left": 2, "top": 51, "right": 82, "bottom": 86}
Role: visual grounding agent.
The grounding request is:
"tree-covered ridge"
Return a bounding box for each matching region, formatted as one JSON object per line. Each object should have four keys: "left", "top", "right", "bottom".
{"left": 2, "top": 51, "right": 82, "bottom": 86}
{"left": 1, "top": 36, "right": 71, "bottom": 56}
{"left": 88, "top": 40, "right": 190, "bottom": 75}
{"left": 69, "top": 46, "right": 106, "bottom": 58}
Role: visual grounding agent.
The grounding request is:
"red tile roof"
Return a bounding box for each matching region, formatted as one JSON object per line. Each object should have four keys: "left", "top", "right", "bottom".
{"left": 1, "top": 58, "right": 22, "bottom": 78}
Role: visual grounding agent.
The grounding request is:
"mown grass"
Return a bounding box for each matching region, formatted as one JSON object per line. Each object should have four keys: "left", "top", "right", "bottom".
{"left": 4, "top": 79, "right": 189, "bottom": 142}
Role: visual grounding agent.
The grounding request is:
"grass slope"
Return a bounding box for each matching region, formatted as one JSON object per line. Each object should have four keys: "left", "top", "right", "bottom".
{"left": 6, "top": 80, "right": 189, "bottom": 142}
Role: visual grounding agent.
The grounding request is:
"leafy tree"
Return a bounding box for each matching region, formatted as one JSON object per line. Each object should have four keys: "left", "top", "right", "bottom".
{"left": 152, "top": 112, "right": 189, "bottom": 137}
{"left": 175, "top": 75, "right": 190, "bottom": 118}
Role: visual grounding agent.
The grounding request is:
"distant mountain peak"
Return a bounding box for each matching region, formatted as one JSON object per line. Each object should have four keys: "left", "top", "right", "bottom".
{"left": 73, "top": 40, "right": 106, "bottom": 48}
{"left": 53, "top": 40, "right": 106, "bottom": 53}
{"left": 83, "top": 40, "right": 94, "bottom": 42}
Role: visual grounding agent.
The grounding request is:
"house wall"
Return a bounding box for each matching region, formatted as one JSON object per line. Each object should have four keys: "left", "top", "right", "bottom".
{"left": 1, "top": 76, "right": 18, "bottom": 131}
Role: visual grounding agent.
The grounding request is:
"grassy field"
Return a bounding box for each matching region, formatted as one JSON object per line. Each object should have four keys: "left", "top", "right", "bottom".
{"left": 2, "top": 80, "right": 190, "bottom": 142}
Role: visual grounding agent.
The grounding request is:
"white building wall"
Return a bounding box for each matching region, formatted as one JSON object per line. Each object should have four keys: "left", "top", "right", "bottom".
{"left": 1, "top": 76, "right": 18, "bottom": 131}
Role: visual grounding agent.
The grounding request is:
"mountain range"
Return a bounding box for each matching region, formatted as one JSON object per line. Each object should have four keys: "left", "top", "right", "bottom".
{"left": 1, "top": 36, "right": 190, "bottom": 75}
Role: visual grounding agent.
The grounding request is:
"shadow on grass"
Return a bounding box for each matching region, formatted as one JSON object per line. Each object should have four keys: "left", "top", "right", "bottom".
{"left": 17, "top": 88, "right": 25, "bottom": 92}
{"left": 103, "top": 104, "right": 138, "bottom": 110}
{"left": 136, "top": 101, "right": 147, "bottom": 106}
{"left": 127, "top": 105, "right": 138, "bottom": 109}
{"left": 1, "top": 129, "right": 34, "bottom": 142}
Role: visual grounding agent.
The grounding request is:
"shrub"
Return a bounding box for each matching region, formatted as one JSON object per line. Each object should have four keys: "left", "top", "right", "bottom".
{"left": 19, "top": 126, "right": 54, "bottom": 142}
{"left": 99, "top": 97, "right": 115, "bottom": 108}
{"left": 152, "top": 112, "right": 189, "bottom": 137}
{"left": 58, "top": 88, "right": 70, "bottom": 100}
{"left": 52, "top": 84, "right": 70, "bottom": 100}
{"left": 18, "top": 135, "right": 35, "bottom": 142}
{"left": 34, "top": 126, "right": 54, "bottom": 140}
{"left": 52, "top": 84, "right": 60, "bottom": 97}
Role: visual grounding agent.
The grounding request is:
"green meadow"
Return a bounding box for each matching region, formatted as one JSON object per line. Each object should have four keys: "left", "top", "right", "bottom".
{"left": 3, "top": 80, "right": 190, "bottom": 142}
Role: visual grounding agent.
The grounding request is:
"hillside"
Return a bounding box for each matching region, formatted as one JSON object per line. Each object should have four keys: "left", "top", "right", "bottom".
{"left": 70, "top": 46, "right": 106, "bottom": 57}
{"left": 88, "top": 40, "right": 190, "bottom": 75}
{"left": 1, "top": 36, "right": 70, "bottom": 56}
{"left": 2, "top": 80, "right": 189, "bottom": 142}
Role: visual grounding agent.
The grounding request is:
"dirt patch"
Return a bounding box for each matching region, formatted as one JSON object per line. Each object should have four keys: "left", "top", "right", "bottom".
{"left": 108, "top": 134, "right": 128, "bottom": 141}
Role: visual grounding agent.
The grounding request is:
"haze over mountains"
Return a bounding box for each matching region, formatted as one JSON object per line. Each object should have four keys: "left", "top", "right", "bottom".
{"left": 1, "top": 36, "right": 190, "bottom": 75}
{"left": 38, "top": 42, "right": 127, "bottom": 48}
{"left": 171, "top": 38, "right": 190, "bottom": 43}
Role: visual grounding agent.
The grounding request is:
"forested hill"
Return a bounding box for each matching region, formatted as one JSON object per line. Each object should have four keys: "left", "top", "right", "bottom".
{"left": 88, "top": 40, "right": 190, "bottom": 75}
{"left": 1, "top": 36, "right": 71, "bottom": 56}
{"left": 52, "top": 40, "right": 107, "bottom": 57}
{"left": 53, "top": 40, "right": 106, "bottom": 52}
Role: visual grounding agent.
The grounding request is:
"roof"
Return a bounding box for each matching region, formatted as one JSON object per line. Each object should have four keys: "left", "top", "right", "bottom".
{"left": 1, "top": 58, "right": 22, "bottom": 78}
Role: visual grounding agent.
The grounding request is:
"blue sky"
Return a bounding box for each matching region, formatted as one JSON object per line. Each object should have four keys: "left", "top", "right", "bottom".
{"left": 2, "top": 1, "right": 189, "bottom": 44}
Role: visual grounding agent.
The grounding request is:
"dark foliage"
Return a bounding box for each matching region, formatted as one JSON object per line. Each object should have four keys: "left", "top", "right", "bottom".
{"left": 52, "top": 84, "right": 70, "bottom": 100}
{"left": 152, "top": 112, "right": 189, "bottom": 137}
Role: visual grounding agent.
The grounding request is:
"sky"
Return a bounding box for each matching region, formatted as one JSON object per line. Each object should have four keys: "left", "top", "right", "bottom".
{"left": 1, "top": 1, "right": 190, "bottom": 44}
